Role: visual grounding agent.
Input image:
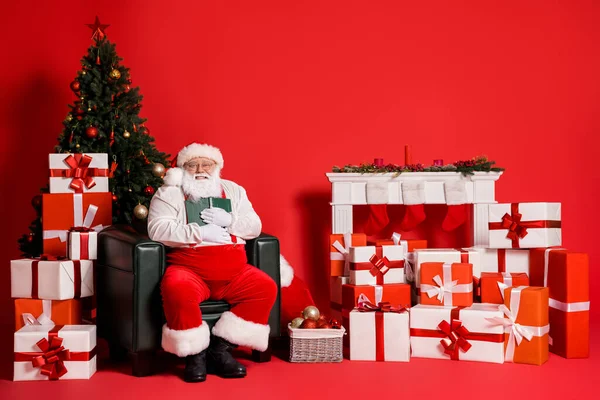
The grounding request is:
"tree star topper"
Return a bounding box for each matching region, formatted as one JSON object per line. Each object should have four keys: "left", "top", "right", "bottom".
{"left": 87, "top": 16, "right": 110, "bottom": 41}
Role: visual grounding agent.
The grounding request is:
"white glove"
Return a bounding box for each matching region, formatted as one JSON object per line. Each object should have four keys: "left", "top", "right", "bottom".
{"left": 201, "top": 208, "right": 233, "bottom": 228}
{"left": 199, "top": 223, "right": 231, "bottom": 244}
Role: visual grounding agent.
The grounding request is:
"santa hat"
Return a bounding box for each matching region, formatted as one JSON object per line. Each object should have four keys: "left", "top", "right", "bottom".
{"left": 165, "top": 143, "right": 224, "bottom": 186}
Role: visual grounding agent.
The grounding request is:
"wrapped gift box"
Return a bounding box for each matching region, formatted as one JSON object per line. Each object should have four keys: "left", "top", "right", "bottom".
{"left": 530, "top": 249, "right": 589, "bottom": 358}
{"left": 49, "top": 153, "right": 109, "bottom": 194}
{"left": 487, "top": 202, "right": 561, "bottom": 249}
{"left": 491, "top": 286, "right": 549, "bottom": 365}
{"left": 410, "top": 304, "right": 505, "bottom": 363}
{"left": 330, "top": 276, "right": 349, "bottom": 323}
{"left": 480, "top": 272, "right": 529, "bottom": 304}
{"left": 348, "top": 245, "right": 405, "bottom": 285}
{"left": 342, "top": 283, "right": 411, "bottom": 311}
{"left": 14, "top": 299, "right": 82, "bottom": 331}
{"left": 329, "top": 233, "right": 366, "bottom": 276}
{"left": 11, "top": 258, "right": 94, "bottom": 300}
{"left": 68, "top": 231, "right": 98, "bottom": 260}
{"left": 43, "top": 193, "right": 112, "bottom": 257}
{"left": 465, "top": 247, "right": 530, "bottom": 275}
{"left": 407, "top": 248, "right": 481, "bottom": 287}
{"left": 349, "top": 303, "right": 410, "bottom": 362}
{"left": 14, "top": 325, "right": 96, "bottom": 381}
{"left": 420, "top": 262, "right": 473, "bottom": 307}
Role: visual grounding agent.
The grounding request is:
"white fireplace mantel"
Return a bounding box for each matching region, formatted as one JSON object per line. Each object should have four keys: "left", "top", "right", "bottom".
{"left": 326, "top": 171, "right": 503, "bottom": 234}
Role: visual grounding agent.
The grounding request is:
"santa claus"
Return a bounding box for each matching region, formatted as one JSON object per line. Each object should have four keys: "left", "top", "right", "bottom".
{"left": 147, "top": 143, "right": 277, "bottom": 383}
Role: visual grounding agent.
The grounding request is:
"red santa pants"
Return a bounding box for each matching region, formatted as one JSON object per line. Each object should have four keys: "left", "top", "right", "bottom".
{"left": 160, "top": 244, "right": 277, "bottom": 357}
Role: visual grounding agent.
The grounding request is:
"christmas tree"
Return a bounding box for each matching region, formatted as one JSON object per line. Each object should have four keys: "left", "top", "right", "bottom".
{"left": 18, "top": 17, "right": 170, "bottom": 257}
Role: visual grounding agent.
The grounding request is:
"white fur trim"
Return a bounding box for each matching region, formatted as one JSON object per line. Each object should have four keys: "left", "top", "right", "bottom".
{"left": 177, "top": 143, "right": 224, "bottom": 169}
{"left": 212, "top": 311, "right": 270, "bottom": 351}
{"left": 280, "top": 254, "right": 294, "bottom": 288}
{"left": 163, "top": 167, "right": 184, "bottom": 187}
{"left": 444, "top": 181, "right": 468, "bottom": 205}
{"left": 402, "top": 182, "right": 425, "bottom": 205}
{"left": 162, "top": 322, "right": 210, "bottom": 357}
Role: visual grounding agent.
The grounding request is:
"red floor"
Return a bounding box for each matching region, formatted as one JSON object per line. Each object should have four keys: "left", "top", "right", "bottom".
{"left": 1, "top": 321, "right": 598, "bottom": 400}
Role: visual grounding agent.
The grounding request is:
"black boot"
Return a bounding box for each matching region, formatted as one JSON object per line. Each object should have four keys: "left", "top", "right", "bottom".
{"left": 207, "top": 336, "right": 247, "bottom": 378}
{"left": 184, "top": 350, "right": 207, "bottom": 383}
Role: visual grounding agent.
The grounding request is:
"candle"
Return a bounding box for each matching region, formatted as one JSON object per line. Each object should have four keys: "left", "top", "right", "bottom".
{"left": 404, "top": 145, "right": 412, "bottom": 165}
{"left": 433, "top": 159, "right": 443, "bottom": 166}
{"left": 374, "top": 158, "right": 384, "bottom": 167}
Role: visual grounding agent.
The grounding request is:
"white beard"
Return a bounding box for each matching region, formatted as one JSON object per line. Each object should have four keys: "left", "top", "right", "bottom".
{"left": 181, "top": 169, "right": 222, "bottom": 201}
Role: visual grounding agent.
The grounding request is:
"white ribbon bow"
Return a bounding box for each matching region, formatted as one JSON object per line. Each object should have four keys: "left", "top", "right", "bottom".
{"left": 43, "top": 194, "right": 104, "bottom": 242}
{"left": 485, "top": 286, "right": 549, "bottom": 362}
{"left": 420, "top": 263, "right": 473, "bottom": 306}
{"left": 497, "top": 272, "right": 514, "bottom": 299}
{"left": 22, "top": 300, "right": 55, "bottom": 327}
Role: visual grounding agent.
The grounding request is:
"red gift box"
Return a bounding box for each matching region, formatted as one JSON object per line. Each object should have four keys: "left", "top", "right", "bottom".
{"left": 42, "top": 193, "right": 112, "bottom": 257}
{"left": 480, "top": 272, "right": 529, "bottom": 304}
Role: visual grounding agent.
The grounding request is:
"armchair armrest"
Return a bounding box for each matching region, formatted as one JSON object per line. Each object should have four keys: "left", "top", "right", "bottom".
{"left": 245, "top": 233, "right": 281, "bottom": 337}
{"left": 97, "top": 225, "right": 166, "bottom": 352}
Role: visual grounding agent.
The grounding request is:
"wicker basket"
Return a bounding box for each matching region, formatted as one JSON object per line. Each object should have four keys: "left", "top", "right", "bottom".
{"left": 288, "top": 324, "right": 345, "bottom": 363}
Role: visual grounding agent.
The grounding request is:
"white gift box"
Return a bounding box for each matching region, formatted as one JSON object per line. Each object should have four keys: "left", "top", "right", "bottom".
{"left": 14, "top": 325, "right": 96, "bottom": 381}
{"left": 410, "top": 304, "right": 505, "bottom": 364}
{"left": 68, "top": 231, "right": 98, "bottom": 260}
{"left": 487, "top": 202, "right": 561, "bottom": 249}
{"left": 349, "top": 308, "right": 410, "bottom": 362}
{"left": 407, "top": 248, "right": 481, "bottom": 287}
{"left": 464, "top": 247, "right": 530, "bottom": 275}
{"left": 11, "top": 259, "right": 94, "bottom": 300}
{"left": 348, "top": 246, "right": 405, "bottom": 286}
{"left": 49, "top": 153, "right": 109, "bottom": 194}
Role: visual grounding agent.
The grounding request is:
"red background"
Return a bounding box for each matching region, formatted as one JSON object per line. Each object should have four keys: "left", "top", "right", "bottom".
{"left": 1, "top": 0, "right": 598, "bottom": 394}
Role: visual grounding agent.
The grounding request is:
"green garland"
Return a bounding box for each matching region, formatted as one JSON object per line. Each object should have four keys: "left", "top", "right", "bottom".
{"left": 332, "top": 156, "right": 504, "bottom": 176}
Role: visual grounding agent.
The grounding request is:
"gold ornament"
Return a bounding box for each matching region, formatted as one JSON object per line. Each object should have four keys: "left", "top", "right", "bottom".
{"left": 133, "top": 204, "right": 149, "bottom": 219}
{"left": 152, "top": 163, "right": 166, "bottom": 178}
{"left": 109, "top": 69, "right": 121, "bottom": 79}
{"left": 302, "top": 306, "right": 320, "bottom": 321}
{"left": 82, "top": 71, "right": 87, "bottom": 75}
{"left": 123, "top": 130, "right": 131, "bottom": 138}
{"left": 80, "top": 96, "right": 85, "bottom": 100}
{"left": 75, "top": 144, "right": 80, "bottom": 149}
{"left": 290, "top": 317, "right": 304, "bottom": 329}
{"left": 65, "top": 114, "right": 73, "bottom": 122}
{"left": 87, "top": 107, "right": 92, "bottom": 111}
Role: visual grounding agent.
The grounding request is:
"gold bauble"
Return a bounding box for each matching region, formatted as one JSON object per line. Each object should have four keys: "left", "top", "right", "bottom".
{"left": 75, "top": 144, "right": 80, "bottom": 148}
{"left": 290, "top": 317, "right": 304, "bottom": 329}
{"left": 123, "top": 130, "right": 131, "bottom": 138}
{"left": 302, "top": 306, "right": 320, "bottom": 321}
{"left": 87, "top": 107, "right": 92, "bottom": 111}
{"left": 133, "top": 204, "right": 148, "bottom": 219}
{"left": 152, "top": 163, "right": 166, "bottom": 178}
{"left": 65, "top": 114, "right": 73, "bottom": 122}
{"left": 82, "top": 71, "right": 87, "bottom": 75}
{"left": 109, "top": 69, "right": 121, "bottom": 79}
{"left": 80, "top": 96, "right": 85, "bottom": 100}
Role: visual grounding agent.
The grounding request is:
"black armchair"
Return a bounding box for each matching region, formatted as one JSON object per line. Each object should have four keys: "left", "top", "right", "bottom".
{"left": 96, "top": 224, "right": 281, "bottom": 377}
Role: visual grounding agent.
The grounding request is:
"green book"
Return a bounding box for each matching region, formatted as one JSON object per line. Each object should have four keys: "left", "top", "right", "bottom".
{"left": 185, "top": 197, "right": 232, "bottom": 226}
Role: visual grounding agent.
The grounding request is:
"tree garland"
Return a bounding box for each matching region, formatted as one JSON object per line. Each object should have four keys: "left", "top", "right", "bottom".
{"left": 332, "top": 156, "right": 504, "bottom": 176}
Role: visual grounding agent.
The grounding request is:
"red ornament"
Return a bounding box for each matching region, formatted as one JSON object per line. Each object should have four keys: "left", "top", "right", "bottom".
{"left": 85, "top": 126, "right": 98, "bottom": 138}
{"left": 70, "top": 81, "right": 81, "bottom": 92}
{"left": 111, "top": 194, "right": 118, "bottom": 202}
{"left": 87, "top": 16, "right": 110, "bottom": 41}
{"left": 109, "top": 130, "right": 115, "bottom": 147}
{"left": 144, "top": 186, "right": 155, "bottom": 196}
{"left": 96, "top": 55, "right": 101, "bottom": 65}
{"left": 26, "top": 235, "right": 34, "bottom": 243}
{"left": 329, "top": 319, "right": 341, "bottom": 329}
{"left": 299, "top": 319, "right": 318, "bottom": 329}
{"left": 124, "top": 85, "right": 130, "bottom": 93}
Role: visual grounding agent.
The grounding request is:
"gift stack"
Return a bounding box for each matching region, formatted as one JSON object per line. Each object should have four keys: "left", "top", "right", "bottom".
{"left": 10, "top": 153, "right": 112, "bottom": 380}
{"left": 327, "top": 156, "right": 590, "bottom": 366}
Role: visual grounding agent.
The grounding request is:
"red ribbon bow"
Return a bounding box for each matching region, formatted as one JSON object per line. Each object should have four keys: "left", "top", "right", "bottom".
{"left": 438, "top": 319, "right": 472, "bottom": 360}
{"left": 500, "top": 211, "right": 529, "bottom": 241}
{"left": 49, "top": 154, "right": 109, "bottom": 193}
{"left": 357, "top": 300, "right": 407, "bottom": 314}
{"left": 368, "top": 254, "right": 391, "bottom": 284}
{"left": 31, "top": 335, "right": 70, "bottom": 380}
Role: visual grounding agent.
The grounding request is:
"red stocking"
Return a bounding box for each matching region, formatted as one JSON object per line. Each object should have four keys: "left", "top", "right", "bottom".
{"left": 400, "top": 204, "right": 426, "bottom": 231}
{"left": 442, "top": 204, "right": 469, "bottom": 231}
{"left": 364, "top": 204, "right": 390, "bottom": 235}
{"left": 281, "top": 275, "right": 315, "bottom": 332}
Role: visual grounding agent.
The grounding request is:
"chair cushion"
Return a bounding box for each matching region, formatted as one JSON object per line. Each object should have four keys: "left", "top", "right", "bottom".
{"left": 200, "top": 300, "right": 230, "bottom": 314}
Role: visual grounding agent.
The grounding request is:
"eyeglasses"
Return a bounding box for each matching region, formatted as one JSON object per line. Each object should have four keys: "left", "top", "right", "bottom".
{"left": 183, "top": 161, "right": 216, "bottom": 172}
